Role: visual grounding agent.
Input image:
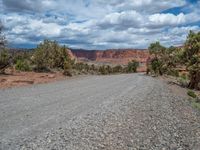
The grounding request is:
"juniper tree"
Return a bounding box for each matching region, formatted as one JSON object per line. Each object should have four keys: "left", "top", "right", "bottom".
{"left": 0, "top": 22, "right": 10, "bottom": 74}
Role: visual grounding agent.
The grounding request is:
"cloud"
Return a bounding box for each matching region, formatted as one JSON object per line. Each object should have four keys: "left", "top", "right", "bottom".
{"left": 148, "top": 13, "right": 186, "bottom": 27}
{"left": 97, "top": 11, "right": 191, "bottom": 30}
{"left": 2, "top": 0, "right": 44, "bottom": 12}
{"left": 29, "top": 20, "right": 62, "bottom": 37}
{"left": 96, "top": 0, "right": 186, "bottom": 13}
{"left": 97, "top": 11, "right": 143, "bottom": 30}
{"left": 0, "top": 0, "right": 200, "bottom": 49}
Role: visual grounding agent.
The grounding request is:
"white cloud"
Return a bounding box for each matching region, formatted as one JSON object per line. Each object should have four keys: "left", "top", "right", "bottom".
{"left": 149, "top": 13, "right": 186, "bottom": 26}
{"left": 94, "top": 0, "right": 186, "bottom": 13}
{"left": 98, "top": 11, "right": 144, "bottom": 29}
{"left": 1, "top": 0, "right": 200, "bottom": 49}
{"left": 29, "top": 20, "right": 62, "bottom": 37}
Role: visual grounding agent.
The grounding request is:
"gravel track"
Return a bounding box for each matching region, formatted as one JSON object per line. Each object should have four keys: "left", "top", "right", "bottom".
{"left": 0, "top": 73, "right": 200, "bottom": 149}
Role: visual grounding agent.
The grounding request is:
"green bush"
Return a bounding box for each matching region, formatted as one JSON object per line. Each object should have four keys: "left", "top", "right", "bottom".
{"left": 196, "top": 97, "right": 200, "bottom": 103}
{"left": 63, "top": 60, "right": 72, "bottom": 76}
{"left": 113, "top": 65, "right": 123, "bottom": 73}
{"left": 167, "top": 69, "right": 179, "bottom": 77}
{"left": 180, "top": 31, "right": 200, "bottom": 90}
{"left": 106, "top": 65, "right": 113, "bottom": 74}
{"left": 33, "top": 40, "right": 72, "bottom": 72}
{"left": 150, "top": 58, "right": 164, "bottom": 75}
{"left": 191, "top": 101, "right": 200, "bottom": 111}
{"left": 148, "top": 42, "right": 180, "bottom": 76}
{"left": 180, "top": 74, "right": 188, "bottom": 80}
{"left": 187, "top": 90, "right": 197, "bottom": 98}
{"left": 15, "top": 59, "right": 31, "bottom": 71}
{"left": 126, "top": 60, "right": 139, "bottom": 73}
{"left": 99, "top": 65, "right": 108, "bottom": 75}
{"left": 178, "top": 77, "right": 189, "bottom": 88}
{"left": 0, "top": 49, "right": 10, "bottom": 73}
{"left": 73, "top": 62, "right": 87, "bottom": 71}
{"left": 12, "top": 51, "right": 32, "bottom": 64}
{"left": 0, "top": 23, "right": 10, "bottom": 73}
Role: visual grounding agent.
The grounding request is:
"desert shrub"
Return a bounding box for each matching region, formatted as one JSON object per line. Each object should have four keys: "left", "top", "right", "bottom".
{"left": 191, "top": 101, "right": 200, "bottom": 110}
{"left": 180, "top": 31, "right": 200, "bottom": 90}
{"left": 113, "top": 65, "right": 123, "bottom": 73}
{"left": 196, "top": 97, "right": 200, "bottom": 103}
{"left": 106, "top": 65, "right": 113, "bottom": 74}
{"left": 149, "top": 58, "right": 165, "bottom": 75}
{"left": 180, "top": 73, "right": 188, "bottom": 80}
{"left": 63, "top": 60, "right": 72, "bottom": 76}
{"left": 148, "top": 42, "right": 166, "bottom": 75}
{"left": 33, "top": 42, "right": 50, "bottom": 71}
{"left": 148, "top": 42, "right": 180, "bottom": 76}
{"left": 178, "top": 77, "right": 189, "bottom": 88}
{"left": 0, "top": 49, "right": 10, "bottom": 73}
{"left": 15, "top": 59, "right": 31, "bottom": 71}
{"left": 149, "top": 41, "right": 166, "bottom": 57}
{"left": 33, "top": 40, "right": 72, "bottom": 72}
{"left": 0, "top": 23, "right": 10, "bottom": 73}
{"left": 126, "top": 60, "right": 139, "bottom": 73}
{"left": 84, "top": 63, "right": 90, "bottom": 72}
{"left": 0, "top": 22, "right": 6, "bottom": 50}
{"left": 166, "top": 69, "right": 179, "bottom": 77}
{"left": 99, "top": 65, "right": 108, "bottom": 75}
{"left": 53, "top": 45, "right": 71, "bottom": 69}
{"left": 187, "top": 90, "right": 197, "bottom": 98}
{"left": 90, "top": 64, "right": 96, "bottom": 71}
{"left": 12, "top": 51, "right": 32, "bottom": 64}
{"left": 89, "top": 64, "right": 98, "bottom": 72}
{"left": 73, "top": 62, "right": 84, "bottom": 71}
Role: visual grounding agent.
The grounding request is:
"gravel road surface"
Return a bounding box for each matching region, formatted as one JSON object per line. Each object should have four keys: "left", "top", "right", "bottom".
{"left": 0, "top": 74, "right": 200, "bottom": 149}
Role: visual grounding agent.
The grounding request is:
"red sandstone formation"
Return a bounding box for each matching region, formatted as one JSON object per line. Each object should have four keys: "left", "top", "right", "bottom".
{"left": 71, "top": 49, "right": 149, "bottom": 64}
{"left": 67, "top": 49, "right": 76, "bottom": 60}
{"left": 71, "top": 49, "right": 150, "bottom": 72}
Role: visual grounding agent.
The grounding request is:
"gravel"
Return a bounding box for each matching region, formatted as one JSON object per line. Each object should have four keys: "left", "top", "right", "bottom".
{"left": 0, "top": 73, "right": 200, "bottom": 150}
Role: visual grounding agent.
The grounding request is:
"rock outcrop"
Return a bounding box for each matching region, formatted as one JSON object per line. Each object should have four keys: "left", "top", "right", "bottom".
{"left": 71, "top": 49, "right": 149, "bottom": 72}
{"left": 71, "top": 49, "right": 149, "bottom": 64}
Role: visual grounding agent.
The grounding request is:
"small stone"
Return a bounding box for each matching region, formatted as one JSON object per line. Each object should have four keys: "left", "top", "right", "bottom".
{"left": 48, "top": 74, "right": 55, "bottom": 78}
{"left": 170, "top": 144, "right": 178, "bottom": 150}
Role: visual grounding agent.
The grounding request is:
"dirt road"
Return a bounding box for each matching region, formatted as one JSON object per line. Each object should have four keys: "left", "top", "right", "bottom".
{"left": 0, "top": 74, "right": 199, "bottom": 149}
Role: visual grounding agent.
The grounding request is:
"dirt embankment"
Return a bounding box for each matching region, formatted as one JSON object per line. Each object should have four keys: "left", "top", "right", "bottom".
{"left": 0, "top": 71, "right": 66, "bottom": 89}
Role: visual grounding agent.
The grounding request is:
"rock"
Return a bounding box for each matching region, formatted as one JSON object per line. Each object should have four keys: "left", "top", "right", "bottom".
{"left": 170, "top": 144, "right": 178, "bottom": 150}
{"left": 48, "top": 74, "right": 55, "bottom": 78}
{"left": 0, "top": 78, "right": 6, "bottom": 82}
{"left": 71, "top": 49, "right": 149, "bottom": 71}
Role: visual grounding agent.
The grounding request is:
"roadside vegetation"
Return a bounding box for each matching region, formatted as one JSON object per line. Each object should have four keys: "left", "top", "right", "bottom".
{"left": 147, "top": 31, "right": 200, "bottom": 109}
{"left": 187, "top": 90, "right": 197, "bottom": 98}
{"left": 0, "top": 40, "right": 139, "bottom": 76}
{"left": 0, "top": 22, "right": 10, "bottom": 74}
{"left": 187, "top": 90, "right": 200, "bottom": 111}
{"left": 0, "top": 23, "right": 139, "bottom": 76}
{"left": 147, "top": 31, "right": 200, "bottom": 91}
{"left": 2, "top": 19, "right": 199, "bottom": 94}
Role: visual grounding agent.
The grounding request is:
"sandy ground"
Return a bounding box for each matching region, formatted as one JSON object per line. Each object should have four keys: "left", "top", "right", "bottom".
{"left": 0, "top": 71, "right": 67, "bottom": 89}
{"left": 158, "top": 75, "right": 200, "bottom": 98}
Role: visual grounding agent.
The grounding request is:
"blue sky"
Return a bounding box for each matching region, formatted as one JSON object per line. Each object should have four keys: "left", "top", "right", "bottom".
{"left": 0, "top": 0, "right": 200, "bottom": 49}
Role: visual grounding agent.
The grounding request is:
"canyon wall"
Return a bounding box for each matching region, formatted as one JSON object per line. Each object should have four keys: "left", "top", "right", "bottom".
{"left": 71, "top": 49, "right": 150, "bottom": 72}
{"left": 71, "top": 49, "right": 149, "bottom": 64}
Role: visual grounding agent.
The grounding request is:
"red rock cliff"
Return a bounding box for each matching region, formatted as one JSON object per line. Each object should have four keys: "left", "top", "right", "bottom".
{"left": 71, "top": 49, "right": 149, "bottom": 65}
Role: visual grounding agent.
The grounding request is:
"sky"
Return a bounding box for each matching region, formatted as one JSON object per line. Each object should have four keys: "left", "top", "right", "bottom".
{"left": 0, "top": 0, "right": 200, "bottom": 49}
